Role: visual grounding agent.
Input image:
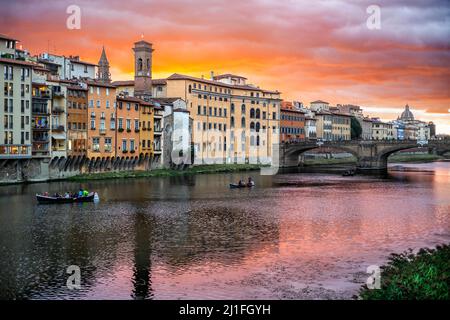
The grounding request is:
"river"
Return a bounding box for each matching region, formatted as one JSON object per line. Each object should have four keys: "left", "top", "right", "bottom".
{"left": 0, "top": 162, "right": 449, "bottom": 299}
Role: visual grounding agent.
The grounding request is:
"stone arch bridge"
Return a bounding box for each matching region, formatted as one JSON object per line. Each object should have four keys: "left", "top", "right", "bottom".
{"left": 279, "top": 140, "right": 450, "bottom": 171}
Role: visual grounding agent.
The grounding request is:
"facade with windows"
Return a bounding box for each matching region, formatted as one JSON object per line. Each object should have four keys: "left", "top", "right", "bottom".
{"left": 164, "top": 73, "right": 281, "bottom": 164}
{"left": 67, "top": 82, "right": 88, "bottom": 156}
{"left": 0, "top": 35, "right": 33, "bottom": 158}
{"left": 116, "top": 96, "right": 141, "bottom": 157}
{"left": 86, "top": 80, "right": 116, "bottom": 158}
{"left": 280, "top": 106, "right": 305, "bottom": 143}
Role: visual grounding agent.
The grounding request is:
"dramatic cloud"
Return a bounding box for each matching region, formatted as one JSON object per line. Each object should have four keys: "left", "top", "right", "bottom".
{"left": 1, "top": 0, "right": 449, "bottom": 132}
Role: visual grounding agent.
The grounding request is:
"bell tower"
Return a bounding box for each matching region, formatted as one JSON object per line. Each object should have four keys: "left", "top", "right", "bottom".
{"left": 97, "top": 46, "right": 111, "bottom": 83}
{"left": 133, "top": 40, "right": 153, "bottom": 101}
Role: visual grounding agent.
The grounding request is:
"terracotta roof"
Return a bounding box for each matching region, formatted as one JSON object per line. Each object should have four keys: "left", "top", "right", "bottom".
{"left": 0, "top": 57, "right": 36, "bottom": 67}
{"left": 280, "top": 108, "right": 305, "bottom": 114}
{"left": 84, "top": 80, "right": 116, "bottom": 88}
{"left": 112, "top": 79, "right": 167, "bottom": 86}
{"left": 0, "top": 33, "right": 17, "bottom": 41}
{"left": 213, "top": 74, "right": 248, "bottom": 80}
{"left": 67, "top": 85, "right": 88, "bottom": 91}
{"left": 167, "top": 73, "right": 280, "bottom": 94}
{"left": 311, "top": 100, "right": 329, "bottom": 104}
{"left": 70, "top": 59, "right": 97, "bottom": 67}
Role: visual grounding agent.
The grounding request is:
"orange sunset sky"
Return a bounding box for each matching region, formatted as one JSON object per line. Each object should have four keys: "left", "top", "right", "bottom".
{"left": 1, "top": 0, "right": 449, "bottom": 133}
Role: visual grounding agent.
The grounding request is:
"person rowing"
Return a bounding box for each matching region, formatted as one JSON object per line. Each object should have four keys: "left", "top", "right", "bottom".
{"left": 247, "top": 177, "right": 255, "bottom": 187}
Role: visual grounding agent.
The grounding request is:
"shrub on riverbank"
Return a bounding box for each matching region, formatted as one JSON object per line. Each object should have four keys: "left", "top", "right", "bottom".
{"left": 359, "top": 243, "right": 450, "bottom": 300}
{"left": 69, "top": 164, "right": 264, "bottom": 181}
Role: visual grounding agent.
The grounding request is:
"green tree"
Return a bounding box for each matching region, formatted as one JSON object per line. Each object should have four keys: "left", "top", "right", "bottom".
{"left": 351, "top": 117, "right": 362, "bottom": 140}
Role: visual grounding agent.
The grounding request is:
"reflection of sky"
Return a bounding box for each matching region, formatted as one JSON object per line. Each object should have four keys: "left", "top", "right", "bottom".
{"left": 2, "top": 0, "right": 449, "bottom": 133}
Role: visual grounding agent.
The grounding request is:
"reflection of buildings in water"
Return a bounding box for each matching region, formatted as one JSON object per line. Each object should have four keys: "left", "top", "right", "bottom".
{"left": 149, "top": 206, "right": 280, "bottom": 270}
{"left": 131, "top": 212, "right": 154, "bottom": 299}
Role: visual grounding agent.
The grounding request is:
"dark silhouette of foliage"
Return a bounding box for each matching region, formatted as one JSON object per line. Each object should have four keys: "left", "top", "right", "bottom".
{"left": 359, "top": 243, "right": 450, "bottom": 300}
{"left": 351, "top": 117, "right": 362, "bottom": 139}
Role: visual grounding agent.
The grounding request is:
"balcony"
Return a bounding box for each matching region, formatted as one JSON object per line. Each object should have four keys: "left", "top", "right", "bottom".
{"left": 0, "top": 145, "right": 31, "bottom": 159}
{"left": 32, "top": 108, "right": 50, "bottom": 115}
{"left": 51, "top": 125, "right": 65, "bottom": 132}
{"left": 52, "top": 106, "right": 65, "bottom": 113}
{"left": 33, "top": 125, "right": 50, "bottom": 131}
{"left": 52, "top": 90, "right": 65, "bottom": 98}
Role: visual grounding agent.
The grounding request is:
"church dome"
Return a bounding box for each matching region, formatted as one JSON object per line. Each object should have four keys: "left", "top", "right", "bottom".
{"left": 400, "top": 104, "right": 414, "bottom": 121}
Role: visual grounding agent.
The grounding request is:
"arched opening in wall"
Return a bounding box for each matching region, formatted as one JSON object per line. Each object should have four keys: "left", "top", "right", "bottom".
{"left": 256, "top": 122, "right": 260, "bottom": 133}
{"left": 292, "top": 146, "right": 359, "bottom": 166}
{"left": 385, "top": 145, "right": 431, "bottom": 164}
{"left": 231, "top": 103, "right": 235, "bottom": 114}
{"left": 241, "top": 104, "right": 246, "bottom": 113}
{"left": 256, "top": 109, "right": 260, "bottom": 119}
{"left": 230, "top": 116, "right": 235, "bottom": 128}
{"left": 138, "top": 58, "right": 143, "bottom": 71}
{"left": 250, "top": 122, "right": 255, "bottom": 131}
{"left": 250, "top": 108, "right": 255, "bottom": 118}
{"left": 241, "top": 117, "right": 246, "bottom": 128}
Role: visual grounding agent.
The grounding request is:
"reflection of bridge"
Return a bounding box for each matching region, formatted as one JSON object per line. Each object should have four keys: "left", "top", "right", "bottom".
{"left": 279, "top": 140, "right": 450, "bottom": 171}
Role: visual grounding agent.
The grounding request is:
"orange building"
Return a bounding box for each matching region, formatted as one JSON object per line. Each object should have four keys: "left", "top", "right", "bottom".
{"left": 66, "top": 82, "right": 88, "bottom": 156}
{"left": 86, "top": 80, "right": 116, "bottom": 158}
{"left": 280, "top": 102, "right": 305, "bottom": 143}
{"left": 116, "top": 96, "right": 141, "bottom": 156}
{"left": 139, "top": 99, "right": 154, "bottom": 157}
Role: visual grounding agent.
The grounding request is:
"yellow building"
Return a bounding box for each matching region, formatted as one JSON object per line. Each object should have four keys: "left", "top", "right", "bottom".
{"left": 330, "top": 110, "right": 351, "bottom": 141}
{"left": 163, "top": 73, "right": 281, "bottom": 164}
{"left": 138, "top": 99, "right": 154, "bottom": 157}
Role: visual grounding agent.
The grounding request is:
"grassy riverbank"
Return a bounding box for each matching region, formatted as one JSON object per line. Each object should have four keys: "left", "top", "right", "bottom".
{"left": 68, "top": 164, "right": 264, "bottom": 182}
{"left": 359, "top": 243, "right": 450, "bottom": 300}
{"left": 388, "top": 154, "right": 444, "bottom": 163}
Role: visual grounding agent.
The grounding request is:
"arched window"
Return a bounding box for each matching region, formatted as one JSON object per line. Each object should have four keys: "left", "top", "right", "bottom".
{"left": 256, "top": 122, "right": 260, "bottom": 132}
{"left": 231, "top": 103, "right": 235, "bottom": 113}
{"left": 138, "top": 58, "right": 143, "bottom": 71}
{"left": 242, "top": 104, "right": 246, "bottom": 113}
{"left": 250, "top": 108, "right": 255, "bottom": 118}
{"left": 241, "top": 117, "right": 246, "bottom": 128}
{"left": 231, "top": 116, "right": 235, "bottom": 128}
{"left": 256, "top": 109, "right": 260, "bottom": 119}
{"left": 146, "top": 58, "right": 150, "bottom": 70}
{"left": 250, "top": 122, "right": 255, "bottom": 131}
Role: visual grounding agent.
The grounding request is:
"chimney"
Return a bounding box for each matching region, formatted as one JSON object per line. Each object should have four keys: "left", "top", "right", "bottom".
{"left": 210, "top": 71, "right": 214, "bottom": 80}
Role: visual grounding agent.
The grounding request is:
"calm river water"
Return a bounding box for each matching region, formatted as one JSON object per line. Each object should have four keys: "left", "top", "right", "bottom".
{"left": 0, "top": 162, "right": 449, "bottom": 299}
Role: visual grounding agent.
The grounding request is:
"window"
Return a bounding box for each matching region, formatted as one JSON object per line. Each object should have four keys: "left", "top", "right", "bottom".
{"left": 96, "top": 100, "right": 100, "bottom": 108}
{"left": 231, "top": 103, "right": 235, "bottom": 113}
{"left": 100, "top": 119, "right": 105, "bottom": 130}
{"left": 84, "top": 65, "right": 88, "bottom": 73}
{"left": 122, "top": 139, "right": 127, "bottom": 151}
{"left": 106, "top": 88, "right": 109, "bottom": 96}
{"left": 242, "top": 104, "right": 246, "bottom": 113}
{"left": 241, "top": 117, "right": 246, "bottom": 128}
{"left": 93, "top": 137, "right": 100, "bottom": 151}
{"left": 135, "top": 103, "right": 139, "bottom": 111}
{"left": 231, "top": 116, "right": 235, "bottom": 128}
{"left": 126, "top": 103, "right": 130, "bottom": 110}
{"left": 130, "top": 139, "right": 135, "bottom": 151}
{"left": 89, "top": 100, "right": 94, "bottom": 108}
{"left": 197, "top": 105, "right": 201, "bottom": 114}
{"left": 250, "top": 108, "right": 255, "bottom": 118}
{"left": 106, "top": 100, "right": 110, "bottom": 108}
{"left": 126, "top": 119, "right": 131, "bottom": 130}
{"left": 90, "top": 119, "right": 95, "bottom": 129}
{"left": 118, "top": 118, "right": 123, "bottom": 129}
{"left": 105, "top": 138, "right": 112, "bottom": 152}
{"left": 110, "top": 118, "right": 116, "bottom": 130}
{"left": 134, "top": 119, "right": 139, "bottom": 130}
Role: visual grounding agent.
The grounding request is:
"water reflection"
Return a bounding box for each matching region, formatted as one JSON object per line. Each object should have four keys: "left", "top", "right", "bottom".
{"left": 0, "top": 162, "right": 449, "bottom": 299}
